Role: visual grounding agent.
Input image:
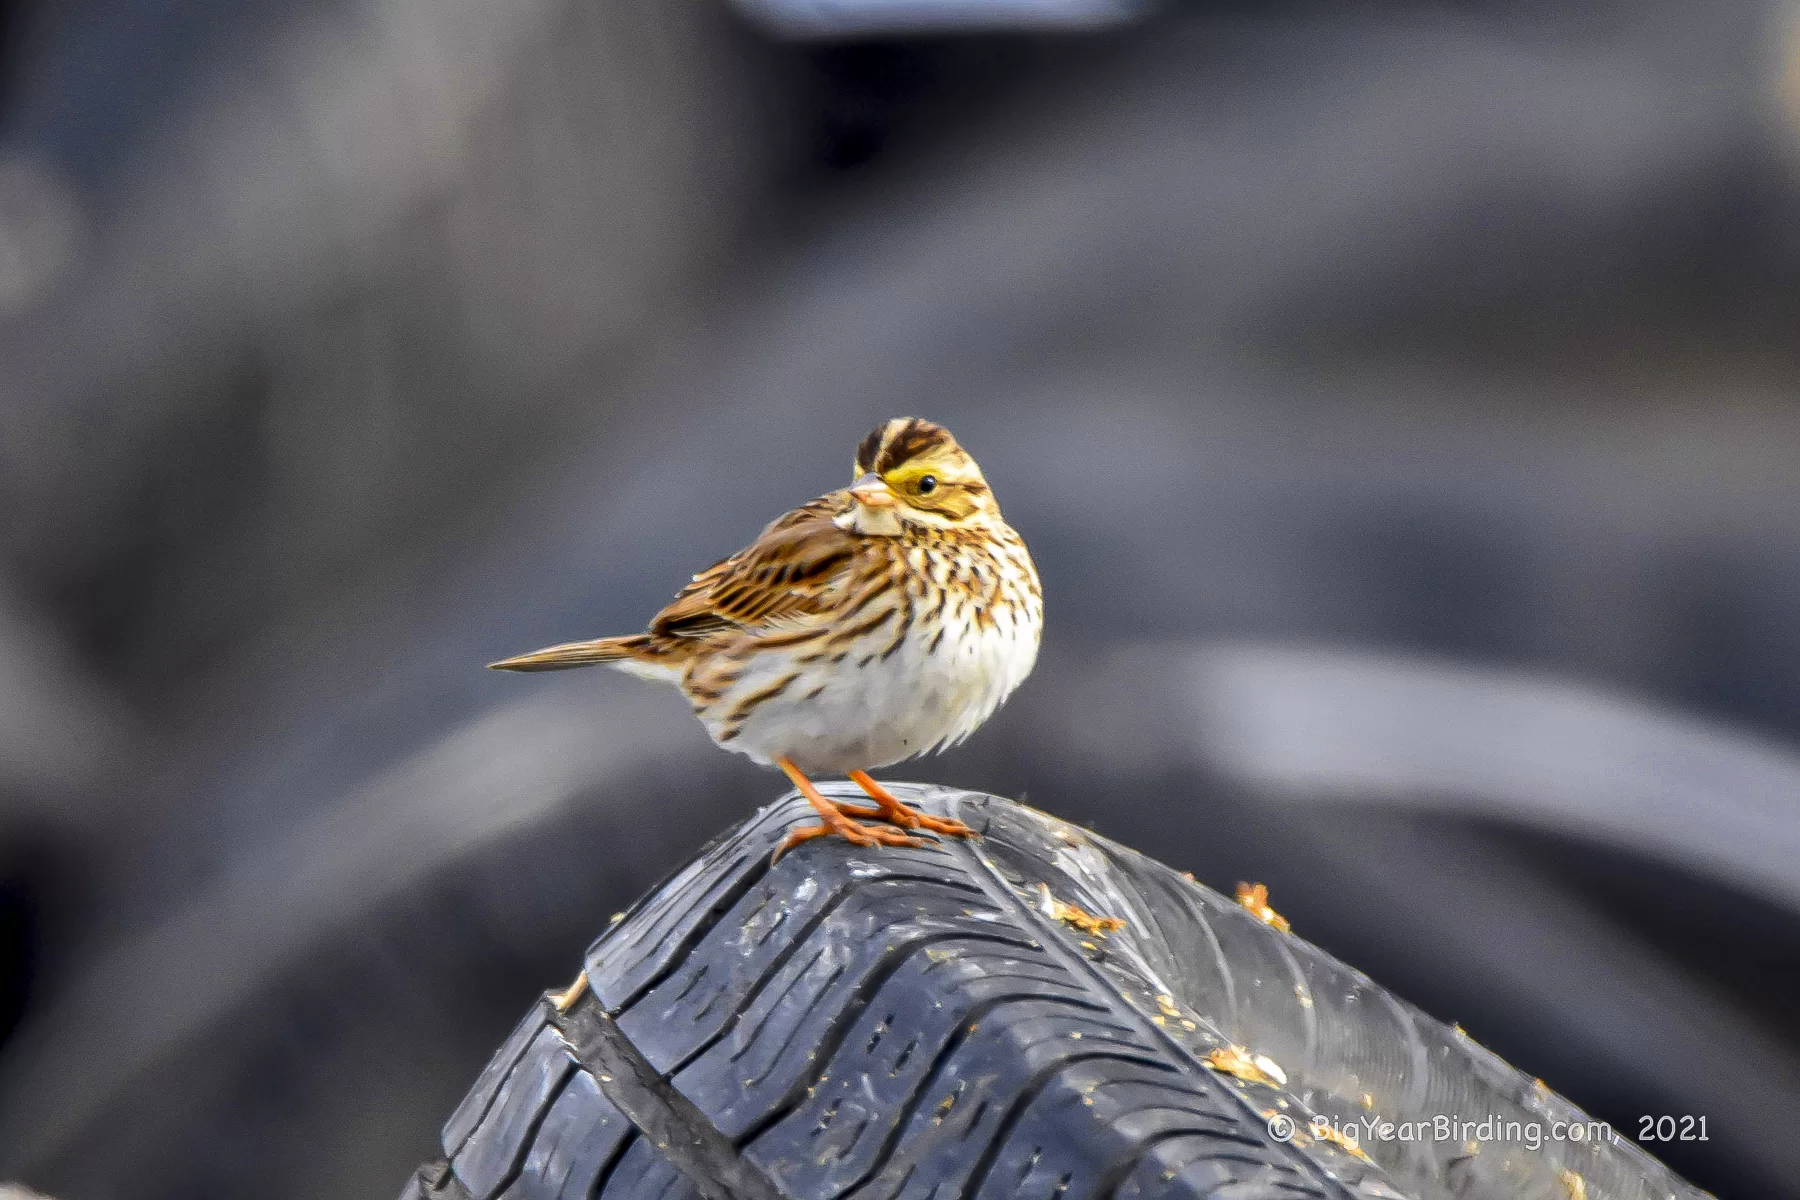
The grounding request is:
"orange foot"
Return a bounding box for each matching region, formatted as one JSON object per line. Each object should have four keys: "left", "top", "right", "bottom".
{"left": 840, "top": 769, "right": 980, "bottom": 840}
{"left": 772, "top": 758, "right": 931, "bottom": 862}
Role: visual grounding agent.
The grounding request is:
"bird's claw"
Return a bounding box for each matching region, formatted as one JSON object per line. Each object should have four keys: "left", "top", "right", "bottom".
{"left": 771, "top": 817, "right": 931, "bottom": 863}
{"left": 838, "top": 801, "right": 979, "bottom": 840}
{"left": 904, "top": 812, "right": 980, "bottom": 838}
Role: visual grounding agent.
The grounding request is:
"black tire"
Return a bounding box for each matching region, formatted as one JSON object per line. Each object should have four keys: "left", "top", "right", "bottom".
{"left": 402, "top": 785, "right": 1704, "bottom": 1200}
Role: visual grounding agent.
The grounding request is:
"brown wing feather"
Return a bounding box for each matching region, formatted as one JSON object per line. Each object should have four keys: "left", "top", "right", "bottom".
{"left": 650, "top": 496, "right": 857, "bottom": 638}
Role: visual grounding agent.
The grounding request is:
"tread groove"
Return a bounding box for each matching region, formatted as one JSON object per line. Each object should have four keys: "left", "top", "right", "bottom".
{"left": 444, "top": 1012, "right": 552, "bottom": 1159}
{"left": 1145, "top": 869, "right": 1241, "bottom": 1031}
{"left": 831, "top": 990, "right": 1106, "bottom": 1198}
{"left": 742, "top": 963, "right": 846, "bottom": 1081}
{"left": 486, "top": 1070, "right": 576, "bottom": 1200}
{"left": 663, "top": 874, "right": 990, "bottom": 1075}
{"left": 730, "top": 930, "right": 1042, "bottom": 1148}
{"left": 1094, "top": 1125, "right": 1271, "bottom": 1198}
{"left": 957, "top": 1051, "right": 1206, "bottom": 1200}
{"left": 609, "top": 853, "right": 777, "bottom": 1014}
{"left": 587, "top": 1130, "right": 639, "bottom": 1200}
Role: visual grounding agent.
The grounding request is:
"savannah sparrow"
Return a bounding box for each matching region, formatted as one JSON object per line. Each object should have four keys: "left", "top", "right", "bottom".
{"left": 491, "top": 417, "right": 1043, "bottom": 861}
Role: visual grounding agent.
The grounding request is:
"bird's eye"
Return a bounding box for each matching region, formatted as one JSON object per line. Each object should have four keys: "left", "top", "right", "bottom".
{"left": 918, "top": 475, "right": 939, "bottom": 494}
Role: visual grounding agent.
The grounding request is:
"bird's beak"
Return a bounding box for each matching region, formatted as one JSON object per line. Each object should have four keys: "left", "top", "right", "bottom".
{"left": 488, "top": 639, "right": 612, "bottom": 671}
{"left": 849, "top": 472, "right": 896, "bottom": 508}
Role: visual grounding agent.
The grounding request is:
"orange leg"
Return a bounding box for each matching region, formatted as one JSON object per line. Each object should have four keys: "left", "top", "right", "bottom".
{"left": 772, "top": 757, "right": 931, "bottom": 862}
{"left": 847, "top": 770, "right": 980, "bottom": 840}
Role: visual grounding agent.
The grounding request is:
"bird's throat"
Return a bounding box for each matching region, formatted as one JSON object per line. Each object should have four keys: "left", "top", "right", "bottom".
{"left": 834, "top": 505, "right": 905, "bottom": 537}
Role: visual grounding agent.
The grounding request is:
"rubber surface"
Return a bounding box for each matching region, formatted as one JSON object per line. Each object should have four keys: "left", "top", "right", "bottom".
{"left": 403, "top": 785, "right": 1707, "bottom": 1200}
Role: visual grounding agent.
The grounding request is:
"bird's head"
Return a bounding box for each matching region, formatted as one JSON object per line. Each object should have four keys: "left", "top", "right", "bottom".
{"left": 836, "top": 418, "right": 998, "bottom": 536}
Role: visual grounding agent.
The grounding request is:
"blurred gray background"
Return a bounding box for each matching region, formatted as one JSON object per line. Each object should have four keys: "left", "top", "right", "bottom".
{"left": 0, "top": 0, "right": 1798, "bottom": 1196}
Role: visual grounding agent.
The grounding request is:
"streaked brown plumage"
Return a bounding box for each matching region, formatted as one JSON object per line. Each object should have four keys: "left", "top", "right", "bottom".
{"left": 491, "top": 418, "right": 1043, "bottom": 859}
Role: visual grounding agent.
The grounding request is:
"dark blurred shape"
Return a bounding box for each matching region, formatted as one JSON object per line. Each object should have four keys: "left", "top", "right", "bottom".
{"left": 0, "top": 874, "right": 36, "bottom": 1046}
{"left": 0, "top": 0, "right": 1798, "bottom": 1197}
{"left": 731, "top": 0, "right": 1151, "bottom": 39}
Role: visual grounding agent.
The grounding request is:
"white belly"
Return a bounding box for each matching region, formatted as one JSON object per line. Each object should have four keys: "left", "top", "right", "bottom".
{"left": 702, "top": 599, "right": 1040, "bottom": 775}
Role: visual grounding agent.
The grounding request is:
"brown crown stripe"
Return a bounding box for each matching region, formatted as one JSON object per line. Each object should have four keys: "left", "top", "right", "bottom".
{"left": 855, "top": 417, "right": 956, "bottom": 475}
{"left": 854, "top": 423, "right": 887, "bottom": 475}
{"left": 876, "top": 419, "right": 955, "bottom": 473}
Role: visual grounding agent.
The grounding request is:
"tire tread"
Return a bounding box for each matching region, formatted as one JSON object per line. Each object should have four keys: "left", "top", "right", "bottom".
{"left": 407, "top": 786, "right": 1704, "bottom": 1200}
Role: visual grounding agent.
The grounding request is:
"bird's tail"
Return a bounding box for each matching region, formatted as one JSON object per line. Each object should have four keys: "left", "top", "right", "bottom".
{"left": 488, "top": 634, "right": 655, "bottom": 672}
